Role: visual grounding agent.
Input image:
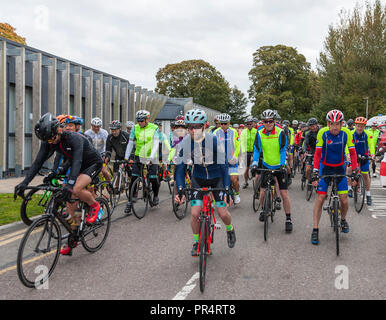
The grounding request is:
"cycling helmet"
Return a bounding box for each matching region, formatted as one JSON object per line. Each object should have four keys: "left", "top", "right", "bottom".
{"left": 347, "top": 119, "right": 354, "bottom": 126}
{"left": 245, "top": 116, "right": 254, "bottom": 123}
{"left": 275, "top": 113, "right": 281, "bottom": 121}
{"left": 136, "top": 110, "right": 150, "bottom": 121}
{"left": 308, "top": 118, "right": 318, "bottom": 126}
{"left": 175, "top": 119, "right": 186, "bottom": 127}
{"left": 292, "top": 120, "right": 299, "bottom": 126}
{"left": 184, "top": 109, "right": 207, "bottom": 124}
{"left": 56, "top": 114, "right": 68, "bottom": 124}
{"left": 205, "top": 121, "right": 210, "bottom": 129}
{"left": 64, "top": 115, "right": 84, "bottom": 125}
{"left": 355, "top": 117, "right": 367, "bottom": 125}
{"left": 217, "top": 113, "right": 231, "bottom": 123}
{"left": 91, "top": 117, "right": 103, "bottom": 127}
{"left": 326, "top": 109, "right": 344, "bottom": 123}
{"left": 126, "top": 121, "right": 135, "bottom": 128}
{"left": 283, "top": 120, "right": 290, "bottom": 126}
{"left": 233, "top": 124, "right": 239, "bottom": 128}
{"left": 252, "top": 117, "right": 259, "bottom": 123}
{"left": 240, "top": 124, "right": 245, "bottom": 129}
{"left": 109, "top": 120, "right": 122, "bottom": 130}
{"left": 261, "top": 109, "right": 276, "bottom": 120}
{"left": 154, "top": 120, "right": 162, "bottom": 126}
{"left": 175, "top": 115, "right": 185, "bottom": 121}
{"left": 35, "top": 113, "right": 60, "bottom": 141}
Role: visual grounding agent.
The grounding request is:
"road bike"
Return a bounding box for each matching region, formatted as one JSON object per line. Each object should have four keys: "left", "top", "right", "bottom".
{"left": 171, "top": 167, "right": 190, "bottom": 220}
{"left": 158, "top": 163, "right": 172, "bottom": 195}
{"left": 179, "top": 187, "right": 227, "bottom": 293}
{"left": 109, "top": 160, "right": 131, "bottom": 210}
{"left": 15, "top": 185, "right": 111, "bottom": 288}
{"left": 352, "top": 155, "right": 371, "bottom": 213}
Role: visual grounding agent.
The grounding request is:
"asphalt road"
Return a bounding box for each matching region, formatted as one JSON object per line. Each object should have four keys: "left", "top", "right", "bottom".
{"left": 1, "top": 174, "right": 386, "bottom": 300}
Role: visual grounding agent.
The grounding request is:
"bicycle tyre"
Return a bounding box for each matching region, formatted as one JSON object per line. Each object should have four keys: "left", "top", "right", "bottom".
{"left": 199, "top": 219, "right": 207, "bottom": 293}
{"left": 96, "top": 181, "right": 113, "bottom": 210}
{"left": 20, "top": 184, "right": 50, "bottom": 226}
{"left": 131, "top": 178, "right": 149, "bottom": 219}
{"left": 172, "top": 187, "right": 188, "bottom": 220}
{"left": 301, "top": 176, "right": 306, "bottom": 191}
{"left": 306, "top": 181, "right": 313, "bottom": 201}
{"left": 252, "top": 176, "right": 261, "bottom": 212}
{"left": 81, "top": 197, "right": 111, "bottom": 253}
{"left": 17, "top": 216, "right": 61, "bottom": 288}
{"left": 333, "top": 199, "right": 340, "bottom": 256}
{"left": 111, "top": 175, "right": 121, "bottom": 209}
{"left": 263, "top": 189, "right": 271, "bottom": 242}
{"left": 354, "top": 175, "right": 365, "bottom": 213}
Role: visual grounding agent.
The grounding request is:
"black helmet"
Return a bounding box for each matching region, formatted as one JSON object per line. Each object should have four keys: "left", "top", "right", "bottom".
{"left": 308, "top": 118, "right": 318, "bottom": 126}
{"left": 347, "top": 119, "right": 354, "bottom": 126}
{"left": 35, "top": 113, "right": 60, "bottom": 141}
{"left": 109, "top": 120, "right": 122, "bottom": 130}
{"left": 283, "top": 120, "right": 290, "bottom": 126}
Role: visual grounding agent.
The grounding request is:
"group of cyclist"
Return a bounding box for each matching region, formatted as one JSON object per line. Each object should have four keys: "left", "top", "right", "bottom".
{"left": 14, "top": 105, "right": 382, "bottom": 256}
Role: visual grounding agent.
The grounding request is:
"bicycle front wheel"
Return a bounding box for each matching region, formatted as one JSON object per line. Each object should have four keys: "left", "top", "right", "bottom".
{"left": 172, "top": 187, "right": 188, "bottom": 220}
{"left": 333, "top": 199, "right": 340, "bottom": 256}
{"left": 81, "top": 197, "right": 111, "bottom": 253}
{"left": 263, "top": 189, "right": 271, "bottom": 242}
{"left": 20, "top": 185, "right": 50, "bottom": 226}
{"left": 96, "top": 181, "right": 113, "bottom": 210}
{"left": 306, "top": 181, "right": 313, "bottom": 201}
{"left": 199, "top": 219, "right": 208, "bottom": 293}
{"left": 131, "top": 178, "right": 149, "bottom": 219}
{"left": 17, "top": 216, "right": 61, "bottom": 288}
{"left": 354, "top": 175, "right": 365, "bottom": 213}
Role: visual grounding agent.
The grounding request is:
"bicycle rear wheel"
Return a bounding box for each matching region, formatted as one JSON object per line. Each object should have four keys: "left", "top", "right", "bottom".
{"left": 172, "top": 187, "right": 188, "bottom": 220}
{"left": 17, "top": 216, "right": 61, "bottom": 288}
{"left": 111, "top": 175, "right": 122, "bottom": 209}
{"left": 252, "top": 176, "right": 261, "bottom": 212}
{"left": 131, "top": 178, "right": 149, "bottom": 219}
{"left": 81, "top": 198, "right": 111, "bottom": 253}
{"left": 263, "top": 190, "right": 271, "bottom": 242}
{"left": 354, "top": 175, "right": 365, "bottom": 213}
{"left": 199, "top": 219, "right": 208, "bottom": 293}
{"left": 333, "top": 199, "right": 340, "bottom": 256}
{"left": 96, "top": 181, "right": 113, "bottom": 210}
{"left": 306, "top": 181, "right": 313, "bottom": 201}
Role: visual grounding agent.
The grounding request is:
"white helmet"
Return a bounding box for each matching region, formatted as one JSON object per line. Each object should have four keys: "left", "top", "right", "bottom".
{"left": 91, "top": 117, "right": 102, "bottom": 127}
{"left": 136, "top": 110, "right": 150, "bottom": 121}
{"left": 126, "top": 121, "right": 134, "bottom": 128}
{"left": 217, "top": 113, "right": 231, "bottom": 123}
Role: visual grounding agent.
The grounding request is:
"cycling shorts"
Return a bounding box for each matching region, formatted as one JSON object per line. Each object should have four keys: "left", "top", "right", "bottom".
{"left": 247, "top": 152, "right": 254, "bottom": 167}
{"left": 80, "top": 161, "right": 103, "bottom": 180}
{"left": 260, "top": 166, "right": 288, "bottom": 190}
{"left": 132, "top": 156, "right": 158, "bottom": 179}
{"left": 317, "top": 165, "right": 348, "bottom": 195}
{"left": 229, "top": 164, "right": 239, "bottom": 176}
{"left": 358, "top": 157, "right": 369, "bottom": 174}
{"left": 190, "top": 177, "right": 227, "bottom": 208}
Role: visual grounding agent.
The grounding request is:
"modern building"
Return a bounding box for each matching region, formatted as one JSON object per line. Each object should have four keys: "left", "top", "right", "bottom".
{"left": 0, "top": 36, "right": 168, "bottom": 178}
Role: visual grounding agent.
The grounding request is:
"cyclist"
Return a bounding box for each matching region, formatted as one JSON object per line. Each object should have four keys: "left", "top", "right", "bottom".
{"left": 302, "top": 118, "right": 320, "bottom": 187}
{"left": 124, "top": 110, "right": 161, "bottom": 213}
{"left": 126, "top": 121, "right": 135, "bottom": 134}
{"left": 282, "top": 120, "right": 294, "bottom": 185}
{"left": 15, "top": 113, "right": 104, "bottom": 255}
{"left": 214, "top": 113, "right": 241, "bottom": 204}
{"left": 210, "top": 115, "right": 221, "bottom": 133}
{"left": 85, "top": 118, "right": 109, "bottom": 154}
{"left": 368, "top": 121, "right": 381, "bottom": 178}
{"left": 311, "top": 110, "right": 358, "bottom": 245}
{"left": 347, "top": 117, "right": 375, "bottom": 205}
{"left": 347, "top": 119, "right": 355, "bottom": 132}
{"left": 251, "top": 109, "right": 293, "bottom": 233}
{"left": 174, "top": 109, "right": 236, "bottom": 256}
{"left": 240, "top": 116, "right": 257, "bottom": 189}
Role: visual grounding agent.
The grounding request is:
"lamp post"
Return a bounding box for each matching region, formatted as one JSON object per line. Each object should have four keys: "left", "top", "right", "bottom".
{"left": 364, "top": 97, "right": 369, "bottom": 119}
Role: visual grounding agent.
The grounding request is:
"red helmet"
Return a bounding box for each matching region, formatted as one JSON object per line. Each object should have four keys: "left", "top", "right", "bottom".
{"left": 326, "top": 109, "right": 344, "bottom": 123}
{"left": 176, "top": 115, "right": 185, "bottom": 121}
{"left": 240, "top": 124, "right": 245, "bottom": 128}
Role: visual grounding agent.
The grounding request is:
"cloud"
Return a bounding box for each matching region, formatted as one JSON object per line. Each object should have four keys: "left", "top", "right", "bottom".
{"left": 0, "top": 0, "right": 360, "bottom": 114}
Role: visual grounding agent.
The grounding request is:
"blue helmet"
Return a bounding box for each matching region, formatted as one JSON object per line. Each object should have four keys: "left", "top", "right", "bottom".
{"left": 65, "top": 115, "right": 84, "bottom": 125}
{"left": 185, "top": 109, "right": 207, "bottom": 124}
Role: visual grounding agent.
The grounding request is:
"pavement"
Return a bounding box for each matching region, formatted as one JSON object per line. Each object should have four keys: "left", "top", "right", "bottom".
{"left": 0, "top": 172, "right": 386, "bottom": 300}
{"left": 0, "top": 176, "right": 44, "bottom": 194}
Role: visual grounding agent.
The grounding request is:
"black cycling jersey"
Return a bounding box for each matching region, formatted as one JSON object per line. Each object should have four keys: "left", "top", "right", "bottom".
{"left": 303, "top": 129, "right": 319, "bottom": 155}
{"left": 105, "top": 131, "right": 131, "bottom": 159}
{"left": 22, "top": 131, "right": 102, "bottom": 186}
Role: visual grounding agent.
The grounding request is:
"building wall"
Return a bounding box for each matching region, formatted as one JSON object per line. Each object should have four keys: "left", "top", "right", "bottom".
{"left": 0, "top": 37, "right": 168, "bottom": 179}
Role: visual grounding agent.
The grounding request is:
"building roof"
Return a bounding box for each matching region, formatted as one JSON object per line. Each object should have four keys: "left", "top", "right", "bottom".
{"left": 155, "top": 102, "right": 184, "bottom": 120}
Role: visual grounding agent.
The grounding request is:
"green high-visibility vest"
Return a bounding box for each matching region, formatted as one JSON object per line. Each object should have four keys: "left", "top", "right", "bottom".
{"left": 134, "top": 123, "right": 159, "bottom": 158}
{"left": 258, "top": 127, "right": 283, "bottom": 167}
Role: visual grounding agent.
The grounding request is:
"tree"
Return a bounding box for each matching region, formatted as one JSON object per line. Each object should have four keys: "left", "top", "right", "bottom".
{"left": 155, "top": 59, "right": 231, "bottom": 112}
{"left": 0, "top": 22, "right": 26, "bottom": 45}
{"left": 226, "top": 86, "right": 249, "bottom": 124}
{"left": 318, "top": 0, "right": 385, "bottom": 121}
{"left": 248, "top": 45, "right": 315, "bottom": 121}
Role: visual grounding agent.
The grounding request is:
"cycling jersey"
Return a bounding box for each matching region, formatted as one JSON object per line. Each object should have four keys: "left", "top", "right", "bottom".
{"left": 353, "top": 130, "right": 375, "bottom": 157}
{"left": 84, "top": 128, "right": 109, "bottom": 154}
{"left": 106, "top": 131, "right": 130, "bottom": 159}
{"left": 314, "top": 127, "right": 357, "bottom": 170}
{"left": 22, "top": 131, "right": 102, "bottom": 186}
{"left": 213, "top": 127, "right": 240, "bottom": 162}
{"left": 303, "top": 129, "right": 319, "bottom": 155}
{"left": 126, "top": 123, "right": 160, "bottom": 159}
{"left": 367, "top": 128, "right": 380, "bottom": 150}
{"left": 175, "top": 133, "right": 230, "bottom": 190}
{"left": 252, "top": 126, "right": 287, "bottom": 170}
{"left": 240, "top": 127, "right": 257, "bottom": 153}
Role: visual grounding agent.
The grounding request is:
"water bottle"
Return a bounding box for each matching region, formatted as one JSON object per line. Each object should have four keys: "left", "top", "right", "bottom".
{"left": 97, "top": 207, "right": 104, "bottom": 221}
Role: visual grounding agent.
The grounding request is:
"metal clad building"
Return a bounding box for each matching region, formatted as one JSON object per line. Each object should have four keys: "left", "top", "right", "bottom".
{"left": 0, "top": 36, "right": 168, "bottom": 179}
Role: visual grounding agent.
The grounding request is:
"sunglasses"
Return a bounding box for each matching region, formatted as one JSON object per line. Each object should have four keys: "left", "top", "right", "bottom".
{"left": 188, "top": 124, "right": 204, "bottom": 130}
{"left": 263, "top": 120, "right": 274, "bottom": 124}
{"left": 220, "top": 123, "right": 229, "bottom": 126}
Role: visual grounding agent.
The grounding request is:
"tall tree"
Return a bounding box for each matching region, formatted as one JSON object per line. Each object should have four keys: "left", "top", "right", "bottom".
{"left": 155, "top": 59, "right": 231, "bottom": 112}
{"left": 318, "top": 0, "right": 385, "bottom": 121}
{"left": 0, "top": 22, "right": 26, "bottom": 45}
{"left": 226, "top": 86, "right": 249, "bottom": 124}
{"left": 248, "top": 45, "right": 314, "bottom": 121}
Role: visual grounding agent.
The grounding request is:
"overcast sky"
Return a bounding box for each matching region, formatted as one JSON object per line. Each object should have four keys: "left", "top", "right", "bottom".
{"left": 1, "top": 0, "right": 360, "bottom": 113}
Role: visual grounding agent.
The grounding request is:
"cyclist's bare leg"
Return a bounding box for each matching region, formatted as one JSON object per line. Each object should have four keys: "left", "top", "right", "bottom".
{"left": 231, "top": 175, "right": 240, "bottom": 193}
{"left": 279, "top": 189, "right": 291, "bottom": 214}
{"left": 244, "top": 167, "right": 249, "bottom": 184}
{"left": 363, "top": 173, "right": 371, "bottom": 191}
{"left": 101, "top": 166, "right": 111, "bottom": 182}
{"left": 313, "top": 193, "right": 326, "bottom": 229}
{"left": 72, "top": 174, "right": 94, "bottom": 206}
{"left": 339, "top": 194, "right": 348, "bottom": 220}
{"left": 217, "top": 207, "right": 231, "bottom": 226}
{"left": 347, "top": 166, "right": 353, "bottom": 187}
{"left": 259, "top": 188, "right": 266, "bottom": 207}
{"left": 275, "top": 178, "right": 280, "bottom": 199}
{"left": 191, "top": 206, "right": 202, "bottom": 235}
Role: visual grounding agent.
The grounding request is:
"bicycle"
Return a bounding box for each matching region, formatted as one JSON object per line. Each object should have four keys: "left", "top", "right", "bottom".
{"left": 259, "top": 169, "right": 282, "bottom": 242}
{"left": 130, "top": 162, "right": 158, "bottom": 219}
{"left": 252, "top": 171, "right": 263, "bottom": 213}
{"left": 171, "top": 167, "right": 190, "bottom": 220}
{"left": 179, "top": 187, "right": 227, "bottom": 293}
{"left": 159, "top": 163, "right": 172, "bottom": 195}
{"left": 352, "top": 155, "right": 371, "bottom": 213}
{"left": 304, "top": 154, "right": 316, "bottom": 202}
{"left": 321, "top": 174, "right": 349, "bottom": 256}
{"left": 15, "top": 185, "right": 111, "bottom": 288}
{"left": 109, "top": 160, "right": 131, "bottom": 210}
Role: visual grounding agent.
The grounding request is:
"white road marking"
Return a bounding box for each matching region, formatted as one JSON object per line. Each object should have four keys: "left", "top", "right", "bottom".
{"left": 172, "top": 272, "right": 200, "bottom": 300}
